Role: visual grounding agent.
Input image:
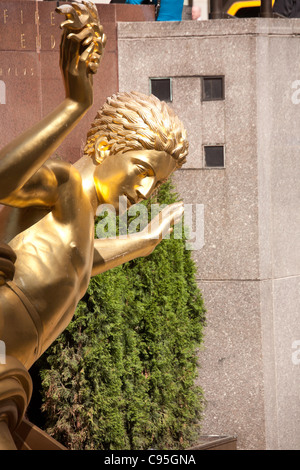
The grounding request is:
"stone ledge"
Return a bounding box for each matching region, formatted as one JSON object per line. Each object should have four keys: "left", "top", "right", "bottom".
{"left": 188, "top": 435, "right": 237, "bottom": 450}
{"left": 117, "top": 18, "right": 300, "bottom": 39}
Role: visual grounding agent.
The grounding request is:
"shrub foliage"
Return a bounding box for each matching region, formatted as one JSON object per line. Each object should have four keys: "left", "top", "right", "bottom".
{"left": 31, "top": 181, "right": 206, "bottom": 450}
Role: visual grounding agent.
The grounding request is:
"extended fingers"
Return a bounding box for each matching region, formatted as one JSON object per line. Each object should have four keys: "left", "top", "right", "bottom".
{"left": 94, "top": 32, "right": 107, "bottom": 53}
{"left": 79, "top": 32, "right": 107, "bottom": 74}
{"left": 160, "top": 202, "right": 184, "bottom": 230}
{"left": 79, "top": 42, "right": 94, "bottom": 63}
{"left": 146, "top": 203, "right": 183, "bottom": 239}
{"left": 68, "top": 25, "right": 93, "bottom": 43}
{"left": 56, "top": 4, "right": 83, "bottom": 31}
{"left": 162, "top": 202, "right": 184, "bottom": 220}
{"left": 57, "top": 1, "right": 106, "bottom": 75}
{"left": 56, "top": 1, "right": 101, "bottom": 31}
{"left": 88, "top": 52, "right": 101, "bottom": 73}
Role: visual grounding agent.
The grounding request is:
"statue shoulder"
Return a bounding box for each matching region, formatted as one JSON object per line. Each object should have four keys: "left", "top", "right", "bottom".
{"left": 45, "top": 159, "right": 82, "bottom": 185}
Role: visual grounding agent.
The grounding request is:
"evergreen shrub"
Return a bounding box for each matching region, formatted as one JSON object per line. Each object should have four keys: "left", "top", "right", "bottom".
{"left": 31, "top": 180, "right": 206, "bottom": 450}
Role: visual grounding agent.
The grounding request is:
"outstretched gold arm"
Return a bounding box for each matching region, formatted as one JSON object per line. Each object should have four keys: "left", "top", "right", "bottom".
{"left": 92, "top": 203, "right": 184, "bottom": 276}
{"left": 0, "top": 100, "right": 84, "bottom": 200}
{"left": 0, "top": 1, "right": 106, "bottom": 200}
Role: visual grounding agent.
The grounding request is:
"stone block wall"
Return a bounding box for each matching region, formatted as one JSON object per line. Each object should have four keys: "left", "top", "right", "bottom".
{"left": 117, "top": 18, "right": 300, "bottom": 450}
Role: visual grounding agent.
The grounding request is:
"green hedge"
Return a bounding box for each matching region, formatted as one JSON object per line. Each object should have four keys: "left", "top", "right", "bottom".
{"left": 29, "top": 180, "right": 206, "bottom": 450}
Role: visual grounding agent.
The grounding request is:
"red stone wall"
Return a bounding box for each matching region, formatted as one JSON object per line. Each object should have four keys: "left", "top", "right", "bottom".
{"left": 0, "top": 1, "right": 155, "bottom": 163}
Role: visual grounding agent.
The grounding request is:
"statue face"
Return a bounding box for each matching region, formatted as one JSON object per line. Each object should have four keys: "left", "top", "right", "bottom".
{"left": 94, "top": 149, "right": 177, "bottom": 211}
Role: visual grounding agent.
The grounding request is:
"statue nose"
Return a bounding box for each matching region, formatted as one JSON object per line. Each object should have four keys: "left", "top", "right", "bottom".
{"left": 136, "top": 178, "right": 156, "bottom": 200}
{"left": 136, "top": 189, "right": 147, "bottom": 200}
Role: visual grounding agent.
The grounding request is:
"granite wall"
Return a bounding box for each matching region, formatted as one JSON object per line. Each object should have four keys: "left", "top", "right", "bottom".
{"left": 117, "top": 19, "right": 300, "bottom": 450}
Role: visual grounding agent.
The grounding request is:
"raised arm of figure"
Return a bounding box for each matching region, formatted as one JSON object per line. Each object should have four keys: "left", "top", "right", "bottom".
{"left": 0, "top": 1, "right": 106, "bottom": 201}
{"left": 92, "top": 202, "right": 184, "bottom": 276}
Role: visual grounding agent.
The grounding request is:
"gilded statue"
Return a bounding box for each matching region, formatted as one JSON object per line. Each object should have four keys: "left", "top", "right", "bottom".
{"left": 0, "top": 1, "right": 188, "bottom": 448}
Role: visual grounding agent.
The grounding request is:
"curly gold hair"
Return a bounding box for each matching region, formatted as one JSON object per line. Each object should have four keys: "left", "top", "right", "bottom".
{"left": 84, "top": 91, "right": 188, "bottom": 168}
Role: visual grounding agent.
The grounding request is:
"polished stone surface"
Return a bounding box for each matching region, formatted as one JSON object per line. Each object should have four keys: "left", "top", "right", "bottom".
{"left": 196, "top": 280, "right": 266, "bottom": 450}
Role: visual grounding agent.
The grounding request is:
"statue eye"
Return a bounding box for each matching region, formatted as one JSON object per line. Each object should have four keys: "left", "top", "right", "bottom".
{"left": 136, "top": 165, "right": 148, "bottom": 177}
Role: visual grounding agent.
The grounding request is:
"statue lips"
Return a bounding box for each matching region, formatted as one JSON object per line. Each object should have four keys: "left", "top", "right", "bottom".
{"left": 127, "top": 188, "right": 148, "bottom": 206}
{"left": 124, "top": 193, "right": 137, "bottom": 207}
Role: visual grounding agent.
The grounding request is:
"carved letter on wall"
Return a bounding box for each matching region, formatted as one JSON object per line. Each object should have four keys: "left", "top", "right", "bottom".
{"left": 0, "top": 81, "right": 6, "bottom": 104}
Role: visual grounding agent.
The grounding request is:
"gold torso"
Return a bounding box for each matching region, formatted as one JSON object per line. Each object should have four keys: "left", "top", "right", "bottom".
{"left": 2, "top": 162, "right": 95, "bottom": 363}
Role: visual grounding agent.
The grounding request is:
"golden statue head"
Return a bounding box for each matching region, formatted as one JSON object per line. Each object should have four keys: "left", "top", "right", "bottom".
{"left": 84, "top": 91, "right": 188, "bottom": 168}
{"left": 85, "top": 91, "right": 188, "bottom": 210}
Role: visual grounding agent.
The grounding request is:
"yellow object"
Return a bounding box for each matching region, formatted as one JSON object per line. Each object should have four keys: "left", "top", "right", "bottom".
{"left": 227, "top": 0, "right": 275, "bottom": 16}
